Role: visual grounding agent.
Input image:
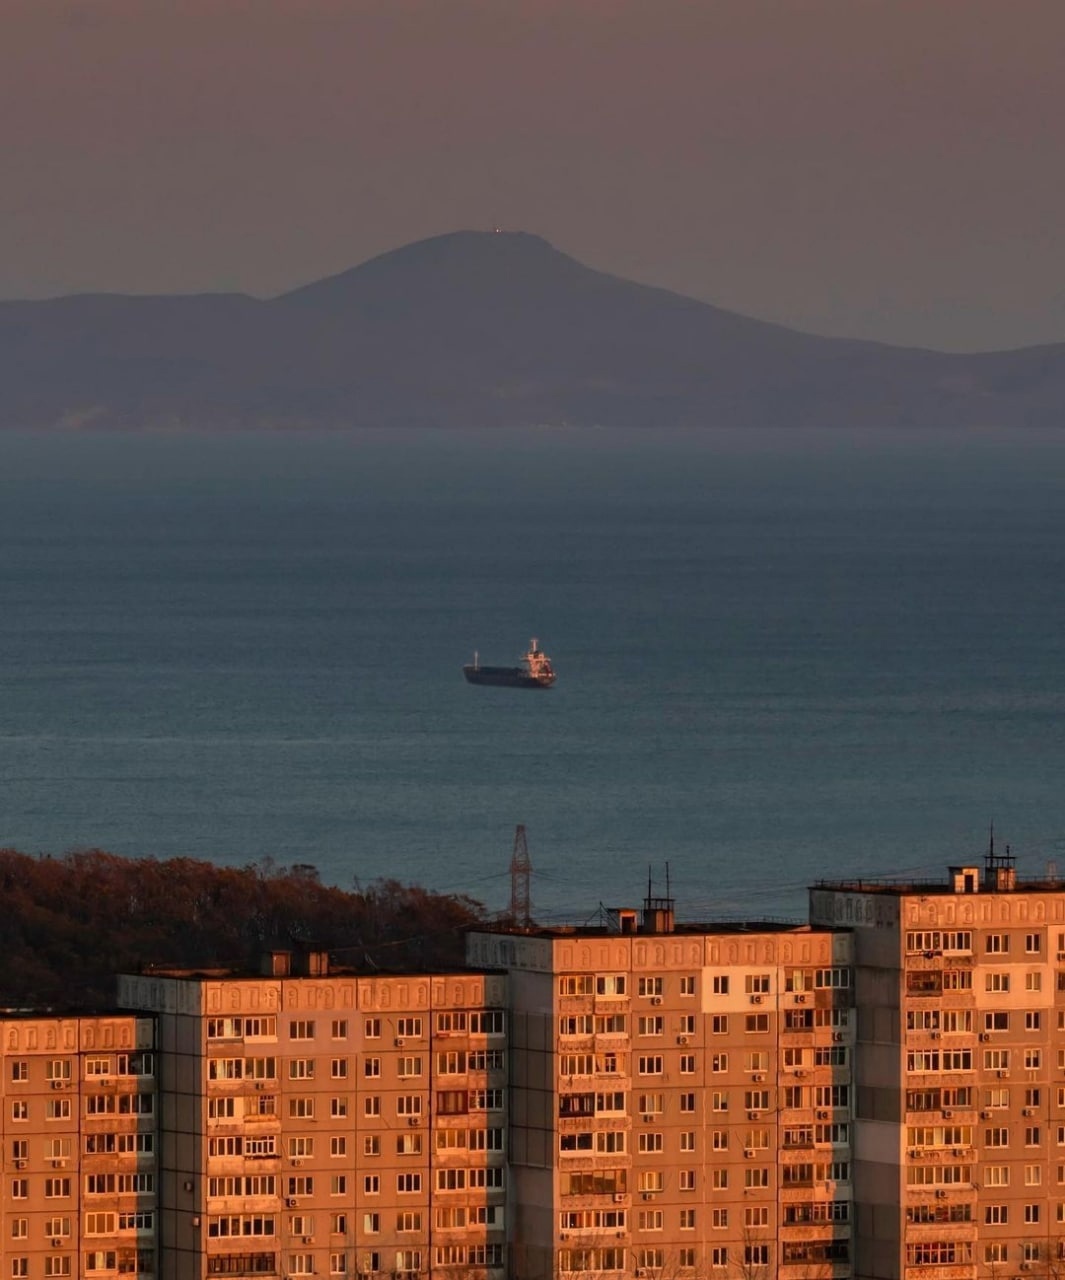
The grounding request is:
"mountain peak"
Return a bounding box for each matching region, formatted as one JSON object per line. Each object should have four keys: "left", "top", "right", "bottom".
{"left": 276, "top": 229, "right": 574, "bottom": 308}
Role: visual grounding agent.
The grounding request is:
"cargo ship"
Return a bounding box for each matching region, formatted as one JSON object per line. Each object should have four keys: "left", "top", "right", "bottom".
{"left": 463, "top": 638, "right": 556, "bottom": 688}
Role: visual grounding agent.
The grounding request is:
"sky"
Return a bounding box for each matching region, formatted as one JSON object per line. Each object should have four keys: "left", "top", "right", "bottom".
{"left": 2, "top": 0, "right": 1063, "bottom": 352}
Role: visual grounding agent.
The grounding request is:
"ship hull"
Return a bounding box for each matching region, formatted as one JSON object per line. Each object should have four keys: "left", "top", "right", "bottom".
{"left": 463, "top": 665, "right": 555, "bottom": 689}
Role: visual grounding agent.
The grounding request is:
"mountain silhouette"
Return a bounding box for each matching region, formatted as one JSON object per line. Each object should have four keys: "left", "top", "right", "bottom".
{"left": 1, "top": 230, "right": 1063, "bottom": 429}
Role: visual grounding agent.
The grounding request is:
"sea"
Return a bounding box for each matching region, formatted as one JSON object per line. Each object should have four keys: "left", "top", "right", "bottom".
{"left": 1, "top": 426, "right": 1064, "bottom": 925}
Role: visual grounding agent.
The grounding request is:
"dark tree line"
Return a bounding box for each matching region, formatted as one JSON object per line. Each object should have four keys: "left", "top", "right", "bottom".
{"left": 0, "top": 848, "right": 488, "bottom": 1009}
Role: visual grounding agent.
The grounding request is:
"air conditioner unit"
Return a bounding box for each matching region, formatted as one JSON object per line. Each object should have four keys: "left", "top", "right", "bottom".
{"left": 753, "top": 1074, "right": 765, "bottom": 1082}
{"left": 394, "top": 1039, "right": 405, "bottom": 1048}
{"left": 998, "top": 1070, "right": 1008, "bottom": 1079}
{"left": 1021, "top": 1266, "right": 1031, "bottom": 1272}
{"left": 979, "top": 1033, "right": 990, "bottom": 1042}
{"left": 641, "top": 1193, "right": 651, "bottom": 1201}
{"left": 931, "top": 1032, "right": 941, "bottom": 1040}
{"left": 817, "top": 1110, "right": 829, "bottom": 1120}
{"left": 302, "top": 1237, "right": 314, "bottom": 1245}
{"left": 832, "top": 1033, "right": 844, "bottom": 1042}
{"left": 291, "top": 1159, "right": 302, "bottom": 1167}
{"left": 613, "top": 1194, "right": 625, "bottom": 1204}
{"left": 642, "top": 1115, "right": 654, "bottom": 1123}
{"left": 51, "top": 1240, "right": 61, "bottom": 1248}
{"left": 795, "top": 1070, "right": 807, "bottom": 1078}
{"left": 51, "top": 1080, "right": 63, "bottom": 1089}
{"left": 676, "top": 1036, "right": 688, "bottom": 1046}
{"left": 650, "top": 997, "right": 662, "bottom": 1006}
{"left": 750, "top": 996, "right": 763, "bottom": 1005}
{"left": 935, "top": 1190, "right": 947, "bottom": 1200}
{"left": 796, "top": 996, "right": 806, "bottom": 1004}
{"left": 255, "top": 1081, "right": 265, "bottom": 1090}
{"left": 14, "top": 1159, "right": 26, "bottom": 1169}
{"left": 744, "top": 1149, "right": 754, "bottom": 1158}
{"left": 286, "top": 1198, "right": 297, "bottom": 1208}
{"left": 407, "top": 1117, "right": 419, "bottom": 1127}
{"left": 942, "top": 1110, "right": 952, "bottom": 1119}
{"left": 953, "top": 1149, "right": 964, "bottom": 1157}
{"left": 1023, "top": 1108, "right": 1035, "bottom": 1117}
{"left": 747, "top": 1111, "right": 758, "bottom": 1120}
{"left": 981, "top": 1110, "right": 992, "bottom": 1119}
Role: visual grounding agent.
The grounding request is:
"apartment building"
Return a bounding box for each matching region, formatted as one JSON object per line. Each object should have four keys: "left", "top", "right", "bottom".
{"left": 114, "top": 954, "right": 507, "bottom": 1280}
{"left": 0, "top": 1014, "right": 157, "bottom": 1280}
{"left": 467, "top": 895, "right": 856, "bottom": 1280}
{"left": 12, "top": 849, "right": 1065, "bottom": 1280}
{"left": 810, "top": 848, "right": 1065, "bottom": 1280}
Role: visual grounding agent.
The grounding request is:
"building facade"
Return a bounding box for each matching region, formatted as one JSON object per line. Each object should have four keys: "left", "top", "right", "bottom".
{"left": 468, "top": 901, "right": 855, "bottom": 1280}
{"left": 114, "top": 954, "right": 507, "bottom": 1280}
{"left": 0, "top": 1014, "right": 157, "bottom": 1280}
{"left": 811, "top": 851, "right": 1065, "bottom": 1280}
{"left": 7, "top": 854, "right": 1065, "bottom": 1280}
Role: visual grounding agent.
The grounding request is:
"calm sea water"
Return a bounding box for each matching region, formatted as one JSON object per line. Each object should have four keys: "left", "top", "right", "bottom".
{"left": 1, "top": 427, "right": 1064, "bottom": 923}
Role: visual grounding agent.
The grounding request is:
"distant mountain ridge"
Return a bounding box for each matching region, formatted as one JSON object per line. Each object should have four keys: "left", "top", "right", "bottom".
{"left": 1, "top": 230, "right": 1063, "bottom": 429}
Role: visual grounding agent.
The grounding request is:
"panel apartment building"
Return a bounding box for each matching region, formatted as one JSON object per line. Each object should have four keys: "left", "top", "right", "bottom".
{"left": 811, "top": 848, "right": 1065, "bottom": 1280}
{"left": 0, "top": 1014, "right": 157, "bottom": 1280}
{"left": 467, "top": 897, "right": 855, "bottom": 1280}
{"left": 113, "top": 955, "right": 507, "bottom": 1280}
{"left": 7, "top": 850, "right": 1065, "bottom": 1280}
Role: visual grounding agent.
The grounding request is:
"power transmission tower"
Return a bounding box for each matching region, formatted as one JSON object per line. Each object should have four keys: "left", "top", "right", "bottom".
{"left": 509, "top": 824, "right": 532, "bottom": 928}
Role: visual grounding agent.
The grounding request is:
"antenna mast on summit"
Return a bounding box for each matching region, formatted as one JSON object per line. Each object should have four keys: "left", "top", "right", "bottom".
{"left": 510, "top": 825, "right": 533, "bottom": 928}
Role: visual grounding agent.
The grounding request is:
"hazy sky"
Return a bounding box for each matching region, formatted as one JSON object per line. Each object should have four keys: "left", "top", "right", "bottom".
{"left": 3, "top": 0, "right": 1063, "bottom": 351}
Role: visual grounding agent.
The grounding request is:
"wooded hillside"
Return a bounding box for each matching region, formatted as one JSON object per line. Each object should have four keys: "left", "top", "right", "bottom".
{"left": 0, "top": 849, "right": 487, "bottom": 1008}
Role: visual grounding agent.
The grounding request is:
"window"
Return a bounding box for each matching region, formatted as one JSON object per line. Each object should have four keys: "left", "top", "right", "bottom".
{"left": 637, "top": 1055, "right": 663, "bottom": 1075}
{"left": 711, "top": 1248, "right": 728, "bottom": 1269}
{"left": 637, "top": 1016, "right": 663, "bottom": 1037}
{"left": 46, "top": 1060, "right": 72, "bottom": 1081}
{"left": 679, "top": 1171, "right": 696, "bottom": 1192}
{"left": 711, "top": 1053, "right": 728, "bottom": 1072}
{"left": 680, "top": 1131, "right": 695, "bottom": 1152}
{"left": 364, "top": 1176, "right": 380, "bottom": 1195}
{"left": 985, "top": 972, "right": 1010, "bottom": 992}
{"left": 679, "top": 1054, "right": 696, "bottom": 1074}
{"left": 364, "top": 1096, "right": 380, "bottom": 1117}
{"left": 984, "top": 1011, "right": 1009, "bottom": 1032}
{"left": 639, "top": 977, "right": 663, "bottom": 998}
{"left": 745, "top": 974, "right": 770, "bottom": 994}
{"left": 289, "top": 1058, "right": 315, "bottom": 1080}
{"left": 680, "top": 976, "right": 695, "bottom": 996}
{"left": 712, "top": 1169, "right": 728, "bottom": 1190}
{"left": 1026, "top": 1011, "right": 1042, "bottom": 1031}
{"left": 711, "top": 975, "right": 729, "bottom": 995}
{"left": 330, "top": 1137, "right": 347, "bottom": 1158}
{"left": 712, "top": 1208, "right": 728, "bottom": 1229}
{"left": 745, "top": 1014, "right": 769, "bottom": 1033}
{"left": 711, "top": 1015, "right": 728, "bottom": 1035}
{"left": 364, "top": 1018, "right": 380, "bottom": 1038}
{"left": 396, "top": 1017, "right": 422, "bottom": 1038}
{"left": 331, "top": 1058, "right": 348, "bottom": 1079}
{"left": 289, "top": 1020, "right": 315, "bottom": 1040}
{"left": 10, "top": 1101, "right": 28, "bottom": 1121}
{"left": 638, "top": 1133, "right": 663, "bottom": 1154}
{"left": 985, "top": 933, "right": 1010, "bottom": 954}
